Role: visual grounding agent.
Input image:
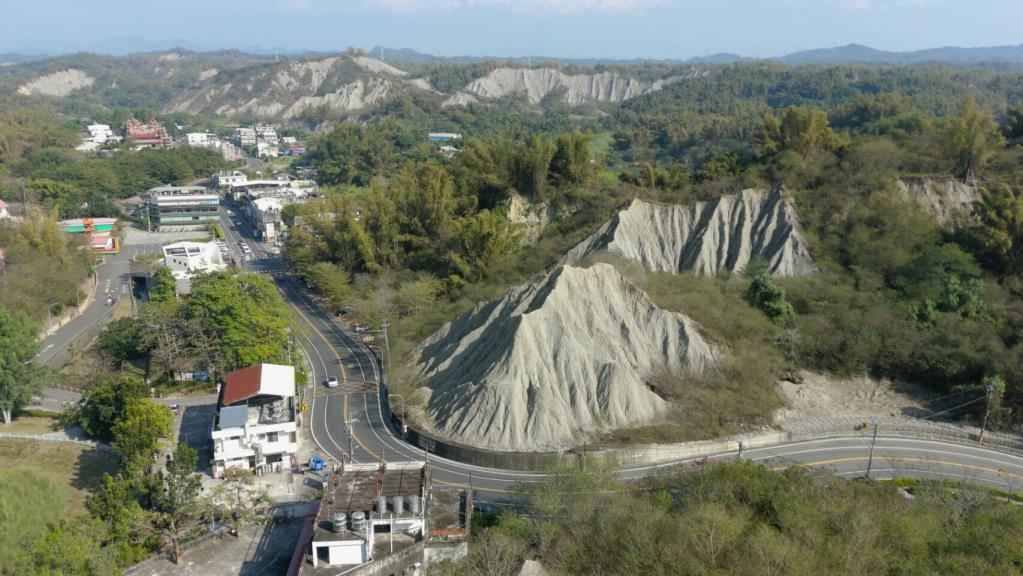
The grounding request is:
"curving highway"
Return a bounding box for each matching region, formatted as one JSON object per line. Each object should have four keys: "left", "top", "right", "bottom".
{"left": 217, "top": 203, "right": 1023, "bottom": 498}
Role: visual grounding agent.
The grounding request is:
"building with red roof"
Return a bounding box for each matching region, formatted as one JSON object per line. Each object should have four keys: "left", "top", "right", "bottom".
{"left": 212, "top": 363, "right": 299, "bottom": 476}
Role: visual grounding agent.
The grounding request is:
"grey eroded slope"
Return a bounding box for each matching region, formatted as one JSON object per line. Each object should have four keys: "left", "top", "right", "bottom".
{"left": 416, "top": 263, "right": 719, "bottom": 452}
{"left": 895, "top": 177, "right": 980, "bottom": 227}
{"left": 565, "top": 189, "right": 817, "bottom": 277}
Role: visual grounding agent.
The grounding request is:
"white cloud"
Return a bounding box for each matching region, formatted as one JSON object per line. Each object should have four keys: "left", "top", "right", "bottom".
{"left": 363, "top": 0, "right": 671, "bottom": 13}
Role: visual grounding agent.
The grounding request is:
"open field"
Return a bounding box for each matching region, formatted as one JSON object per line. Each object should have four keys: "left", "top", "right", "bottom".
{"left": 0, "top": 440, "right": 118, "bottom": 569}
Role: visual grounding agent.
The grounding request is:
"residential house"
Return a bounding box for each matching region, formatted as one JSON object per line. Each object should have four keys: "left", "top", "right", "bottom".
{"left": 161, "top": 241, "right": 227, "bottom": 293}
{"left": 212, "top": 363, "right": 299, "bottom": 476}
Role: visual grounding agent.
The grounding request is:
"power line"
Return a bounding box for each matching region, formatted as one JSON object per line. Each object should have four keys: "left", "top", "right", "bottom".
{"left": 919, "top": 394, "right": 987, "bottom": 421}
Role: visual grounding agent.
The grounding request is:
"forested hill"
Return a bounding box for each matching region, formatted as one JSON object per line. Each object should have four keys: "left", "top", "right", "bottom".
{"left": 5, "top": 45, "right": 1023, "bottom": 132}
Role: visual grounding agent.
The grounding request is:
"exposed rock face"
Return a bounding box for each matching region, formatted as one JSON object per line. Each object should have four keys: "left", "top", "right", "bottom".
{"left": 416, "top": 263, "right": 719, "bottom": 452}
{"left": 282, "top": 77, "right": 396, "bottom": 119}
{"left": 351, "top": 55, "right": 407, "bottom": 77}
{"left": 166, "top": 55, "right": 406, "bottom": 119}
{"left": 442, "top": 91, "right": 480, "bottom": 107}
{"left": 17, "top": 69, "right": 95, "bottom": 96}
{"left": 896, "top": 178, "right": 980, "bottom": 227}
{"left": 459, "top": 67, "right": 653, "bottom": 105}
{"left": 505, "top": 193, "right": 553, "bottom": 245}
{"left": 566, "top": 189, "right": 817, "bottom": 277}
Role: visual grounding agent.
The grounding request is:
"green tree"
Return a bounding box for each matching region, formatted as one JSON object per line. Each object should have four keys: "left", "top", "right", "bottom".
{"left": 111, "top": 399, "right": 173, "bottom": 477}
{"left": 211, "top": 468, "right": 270, "bottom": 536}
{"left": 66, "top": 375, "right": 150, "bottom": 442}
{"left": 961, "top": 185, "right": 1023, "bottom": 275}
{"left": 152, "top": 443, "right": 204, "bottom": 565}
{"left": 184, "top": 272, "right": 292, "bottom": 370}
{"left": 549, "top": 131, "right": 592, "bottom": 188}
{"left": 304, "top": 261, "right": 352, "bottom": 310}
{"left": 778, "top": 107, "right": 841, "bottom": 157}
{"left": 86, "top": 474, "right": 153, "bottom": 566}
{"left": 149, "top": 266, "right": 177, "bottom": 303}
{"left": 451, "top": 210, "right": 519, "bottom": 281}
{"left": 0, "top": 304, "right": 46, "bottom": 424}
{"left": 747, "top": 274, "right": 794, "bottom": 325}
{"left": 945, "top": 96, "right": 1005, "bottom": 180}
{"left": 96, "top": 317, "right": 147, "bottom": 364}
{"left": 27, "top": 517, "right": 118, "bottom": 576}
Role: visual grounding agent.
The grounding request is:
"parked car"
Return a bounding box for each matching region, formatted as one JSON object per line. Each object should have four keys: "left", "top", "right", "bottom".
{"left": 325, "top": 376, "right": 339, "bottom": 388}
{"left": 354, "top": 324, "right": 370, "bottom": 333}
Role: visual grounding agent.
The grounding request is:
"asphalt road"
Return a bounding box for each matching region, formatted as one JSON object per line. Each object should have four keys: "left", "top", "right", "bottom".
{"left": 29, "top": 203, "right": 1023, "bottom": 500}
{"left": 216, "top": 201, "right": 1023, "bottom": 499}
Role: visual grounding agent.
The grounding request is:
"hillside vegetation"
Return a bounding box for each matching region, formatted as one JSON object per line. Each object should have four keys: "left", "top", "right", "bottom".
{"left": 436, "top": 461, "right": 1023, "bottom": 576}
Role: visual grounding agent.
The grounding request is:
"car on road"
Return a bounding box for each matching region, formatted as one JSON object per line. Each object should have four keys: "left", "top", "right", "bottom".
{"left": 325, "top": 376, "right": 339, "bottom": 388}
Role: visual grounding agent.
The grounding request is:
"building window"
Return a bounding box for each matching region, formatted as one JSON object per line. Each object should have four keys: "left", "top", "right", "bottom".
{"left": 267, "top": 432, "right": 278, "bottom": 443}
{"left": 290, "top": 432, "right": 297, "bottom": 443}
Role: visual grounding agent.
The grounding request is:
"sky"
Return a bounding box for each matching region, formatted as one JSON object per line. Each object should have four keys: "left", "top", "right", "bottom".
{"left": 0, "top": 0, "right": 1020, "bottom": 59}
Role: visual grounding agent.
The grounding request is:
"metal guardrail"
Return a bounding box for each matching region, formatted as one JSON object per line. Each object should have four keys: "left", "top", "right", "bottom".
{"left": 0, "top": 432, "right": 114, "bottom": 454}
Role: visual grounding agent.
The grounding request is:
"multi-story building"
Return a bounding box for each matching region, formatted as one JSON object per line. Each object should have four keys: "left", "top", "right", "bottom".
{"left": 144, "top": 186, "right": 220, "bottom": 231}
{"left": 243, "top": 196, "right": 285, "bottom": 242}
{"left": 186, "top": 132, "right": 212, "bottom": 147}
{"left": 211, "top": 363, "right": 299, "bottom": 476}
{"left": 235, "top": 127, "right": 257, "bottom": 147}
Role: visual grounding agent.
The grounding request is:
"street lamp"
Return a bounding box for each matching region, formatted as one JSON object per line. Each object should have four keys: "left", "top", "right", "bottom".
{"left": 389, "top": 394, "right": 406, "bottom": 436}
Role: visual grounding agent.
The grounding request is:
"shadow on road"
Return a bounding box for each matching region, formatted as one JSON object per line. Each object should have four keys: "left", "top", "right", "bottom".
{"left": 179, "top": 404, "right": 216, "bottom": 474}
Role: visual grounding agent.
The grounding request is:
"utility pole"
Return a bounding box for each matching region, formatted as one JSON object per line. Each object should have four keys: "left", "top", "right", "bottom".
{"left": 979, "top": 379, "right": 999, "bottom": 445}
{"left": 380, "top": 320, "right": 391, "bottom": 373}
{"left": 865, "top": 423, "right": 878, "bottom": 479}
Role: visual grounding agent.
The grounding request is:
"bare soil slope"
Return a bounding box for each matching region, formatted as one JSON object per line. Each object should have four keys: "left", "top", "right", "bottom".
{"left": 566, "top": 189, "right": 817, "bottom": 277}
{"left": 416, "top": 263, "right": 719, "bottom": 452}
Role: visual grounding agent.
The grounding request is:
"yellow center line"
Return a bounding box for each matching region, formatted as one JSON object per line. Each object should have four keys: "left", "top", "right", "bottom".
{"left": 284, "top": 288, "right": 385, "bottom": 463}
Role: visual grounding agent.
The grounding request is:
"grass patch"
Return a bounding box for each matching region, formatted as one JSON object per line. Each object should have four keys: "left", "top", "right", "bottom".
{"left": 0, "top": 441, "right": 118, "bottom": 568}
{"left": 2, "top": 415, "right": 61, "bottom": 434}
{"left": 597, "top": 256, "right": 786, "bottom": 444}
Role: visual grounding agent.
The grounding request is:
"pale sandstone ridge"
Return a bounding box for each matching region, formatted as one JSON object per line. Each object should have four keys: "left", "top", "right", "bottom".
{"left": 17, "top": 69, "right": 95, "bottom": 97}
{"left": 351, "top": 55, "right": 408, "bottom": 77}
{"left": 282, "top": 77, "right": 396, "bottom": 119}
{"left": 458, "top": 67, "right": 652, "bottom": 106}
{"left": 416, "top": 263, "right": 719, "bottom": 452}
{"left": 505, "top": 193, "right": 553, "bottom": 245}
{"left": 566, "top": 189, "right": 817, "bottom": 277}
{"left": 896, "top": 177, "right": 980, "bottom": 227}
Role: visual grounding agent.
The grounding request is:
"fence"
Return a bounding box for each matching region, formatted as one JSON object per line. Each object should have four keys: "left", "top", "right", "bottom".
{"left": 0, "top": 432, "right": 114, "bottom": 455}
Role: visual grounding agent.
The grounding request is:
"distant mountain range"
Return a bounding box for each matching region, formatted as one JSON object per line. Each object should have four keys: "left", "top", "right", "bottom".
{"left": 4, "top": 42, "right": 1023, "bottom": 67}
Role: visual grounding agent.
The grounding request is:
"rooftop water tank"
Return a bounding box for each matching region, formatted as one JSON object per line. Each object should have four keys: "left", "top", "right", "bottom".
{"left": 374, "top": 496, "right": 388, "bottom": 515}
{"left": 407, "top": 495, "right": 421, "bottom": 514}
{"left": 331, "top": 512, "right": 346, "bottom": 533}
{"left": 392, "top": 496, "right": 404, "bottom": 515}
{"left": 351, "top": 510, "right": 366, "bottom": 530}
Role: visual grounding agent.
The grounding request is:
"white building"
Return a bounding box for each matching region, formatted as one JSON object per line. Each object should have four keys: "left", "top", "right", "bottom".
{"left": 76, "top": 123, "right": 120, "bottom": 151}
{"left": 162, "top": 241, "right": 226, "bottom": 278}
{"left": 212, "top": 363, "right": 299, "bottom": 476}
{"left": 256, "top": 141, "right": 279, "bottom": 159}
{"left": 0, "top": 199, "right": 9, "bottom": 220}
{"left": 255, "top": 125, "right": 279, "bottom": 145}
{"left": 247, "top": 196, "right": 285, "bottom": 242}
{"left": 216, "top": 170, "right": 248, "bottom": 190}
{"left": 186, "top": 132, "right": 212, "bottom": 147}
{"left": 87, "top": 124, "right": 116, "bottom": 144}
{"left": 161, "top": 241, "right": 227, "bottom": 294}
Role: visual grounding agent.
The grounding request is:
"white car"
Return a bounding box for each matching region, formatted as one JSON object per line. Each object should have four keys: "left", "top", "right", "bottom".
{"left": 326, "top": 376, "right": 339, "bottom": 388}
